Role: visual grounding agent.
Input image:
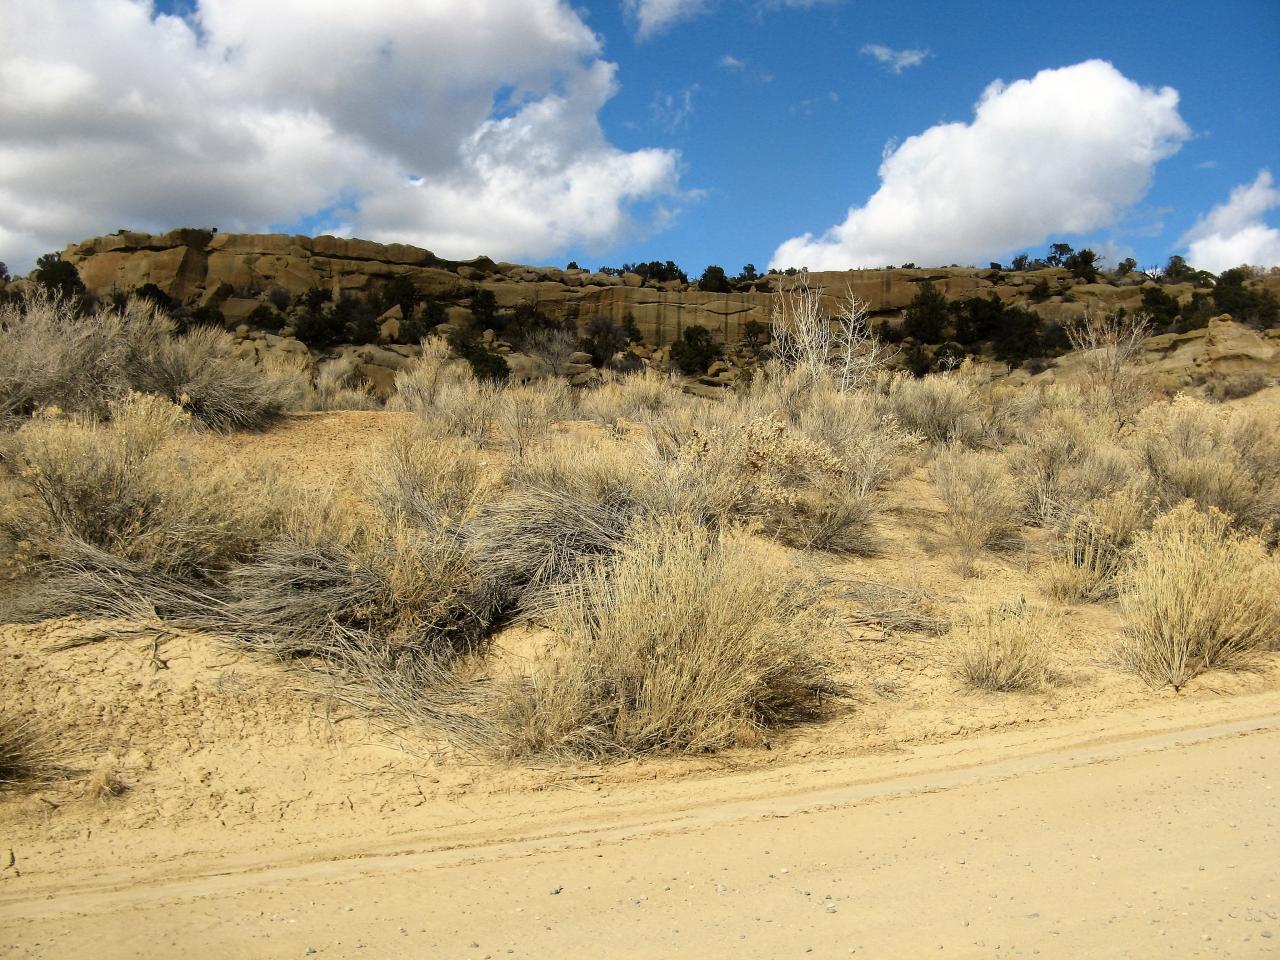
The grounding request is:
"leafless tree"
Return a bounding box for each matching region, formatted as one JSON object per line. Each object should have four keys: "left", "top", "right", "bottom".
{"left": 526, "top": 328, "right": 578, "bottom": 377}
{"left": 769, "top": 272, "right": 895, "bottom": 391}
{"left": 1066, "top": 309, "right": 1152, "bottom": 426}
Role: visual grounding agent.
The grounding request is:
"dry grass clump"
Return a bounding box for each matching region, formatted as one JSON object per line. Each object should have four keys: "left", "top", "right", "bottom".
{"left": 126, "top": 321, "right": 298, "bottom": 430}
{"left": 388, "top": 337, "right": 469, "bottom": 411}
{"left": 653, "top": 378, "right": 917, "bottom": 556}
{"left": 931, "top": 445, "right": 1022, "bottom": 571}
{"left": 1004, "top": 397, "right": 1136, "bottom": 525}
{"left": 0, "top": 293, "right": 127, "bottom": 424}
{"left": 498, "top": 379, "right": 573, "bottom": 458}
{"left": 498, "top": 523, "right": 841, "bottom": 759}
{"left": 416, "top": 379, "right": 502, "bottom": 446}
{"left": 579, "top": 370, "right": 679, "bottom": 429}
{"left": 955, "top": 598, "right": 1055, "bottom": 692}
{"left": 0, "top": 294, "right": 304, "bottom": 430}
{"left": 0, "top": 711, "right": 78, "bottom": 792}
{"left": 1132, "top": 396, "right": 1280, "bottom": 535}
{"left": 366, "top": 425, "right": 497, "bottom": 532}
{"left": 885, "top": 371, "right": 984, "bottom": 446}
{"left": 301, "top": 357, "right": 380, "bottom": 411}
{"left": 470, "top": 437, "right": 641, "bottom": 614}
{"left": 1041, "top": 488, "right": 1151, "bottom": 603}
{"left": 221, "top": 494, "right": 495, "bottom": 660}
{"left": 1117, "top": 502, "right": 1280, "bottom": 690}
{"left": 2, "top": 394, "right": 273, "bottom": 579}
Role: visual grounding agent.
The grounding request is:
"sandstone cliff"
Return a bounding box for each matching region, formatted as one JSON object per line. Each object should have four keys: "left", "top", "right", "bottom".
{"left": 53, "top": 229, "right": 1216, "bottom": 349}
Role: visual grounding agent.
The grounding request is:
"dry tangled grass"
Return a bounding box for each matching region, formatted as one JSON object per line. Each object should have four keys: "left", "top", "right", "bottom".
{"left": 0, "top": 710, "right": 79, "bottom": 792}
{"left": 0, "top": 294, "right": 301, "bottom": 430}
{"left": 954, "top": 598, "right": 1055, "bottom": 692}
{"left": 1117, "top": 502, "right": 1280, "bottom": 690}
{"left": 4, "top": 298, "right": 1280, "bottom": 765}
{"left": 498, "top": 522, "right": 843, "bottom": 759}
{"left": 2, "top": 393, "right": 275, "bottom": 579}
{"left": 931, "top": 444, "right": 1022, "bottom": 571}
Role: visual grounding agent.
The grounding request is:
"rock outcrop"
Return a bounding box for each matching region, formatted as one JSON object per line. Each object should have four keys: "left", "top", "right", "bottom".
{"left": 57, "top": 229, "right": 1230, "bottom": 350}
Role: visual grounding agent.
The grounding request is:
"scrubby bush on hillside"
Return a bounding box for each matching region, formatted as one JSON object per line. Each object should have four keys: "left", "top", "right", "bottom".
{"left": 2, "top": 394, "right": 274, "bottom": 580}
{"left": 955, "top": 599, "right": 1054, "bottom": 691}
{"left": 1, "top": 294, "right": 302, "bottom": 430}
{"left": 931, "top": 445, "right": 1022, "bottom": 571}
{"left": 1132, "top": 396, "right": 1280, "bottom": 535}
{"left": 498, "top": 523, "right": 840, "bottom": 758}
{"left": 127, "top": 322, "right": 298, "bottom": 430}
{"left": 1065, "top": 310, "right": 1151, "bottom": 426}
{"left": 1118, "top": 503, "right": 1280, "bottom": 690}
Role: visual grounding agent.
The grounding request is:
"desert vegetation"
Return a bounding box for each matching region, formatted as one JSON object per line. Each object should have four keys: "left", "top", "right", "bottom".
{"left": 1, "top": 272, "right": 1278, "bottom": 784}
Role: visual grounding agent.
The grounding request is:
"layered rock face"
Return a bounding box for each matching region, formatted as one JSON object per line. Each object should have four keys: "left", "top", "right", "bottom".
{"left": 59, "top": 229, "right": 1190, "bottom": 348}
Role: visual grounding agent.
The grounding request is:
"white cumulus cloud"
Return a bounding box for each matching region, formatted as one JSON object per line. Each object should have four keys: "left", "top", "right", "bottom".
{"left": 860, "top": 44, "right": 931, "bottom": 74}
{"left": 771, "top": 60, "right": 1191, "bottom": 270}
{"left": 624, "top": 0, "right": 708, "bottom": 39}
{"left": 1181, "top": 170, "right": 1280, "bottom": 272}
{"left": 0, "top": 0, "right": 680, "bottom": 272}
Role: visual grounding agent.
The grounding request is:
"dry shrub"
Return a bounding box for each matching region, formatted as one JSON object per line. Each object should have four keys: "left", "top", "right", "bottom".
{"left": 579, "top": 371, "right": 683, "bottom": 431}
{"left": 0, "top": 293, "right": 128, "bottom": 423}
{"left": 126, "top": 321, "right": 298, "bottom": 430}
{"left": 2, "top": 394, "right": 273, "bottom": 578}
{"left": 418, "top": 379, "right": 502, "bottom": 445}
{"left": 654, "top": 383, "right": 915, "bottom": 556}
{"left": 1006, "top": 399, "right": 1136, "bottom": 524}
{"left": 388, "top": 337, "right": 468, "bottom": 411}
{"left": 470, "top": 437, "right": 640, "bottom": 614}
{"left": 222, "top": 496, "right": 494, "bottom": 661}
{"left": 931, "top": 445, "right": 1022, "bottom": 570}
{"left": 498, "top": 379, "right": 573, "bottom": 458}
{"left": 1041, "top": 487, "right": 1151, "bottom": 603}
{"left": 955, "top": 598, "right": 1054, "bottom": 691}
{"left": 1117, "top": 502, "right": 1280, "bottom": 690}
{"left": 886, "top": 372, "right": 984, "bottom": 446}
{"left": 1132, "top": 396, "right": 1280, "bottom": 535}
{"left": 1066, "top": 309, "right": 1152, "bottom": 426}
{"left": 367, "top": 425, "right": 496, "bottom": 532}
{"left": 1, "top": 294, "right": 302, "bottom": 430}
{"left": 0, "top": 711, "right": 78, "bottom": 791}
{"left": 303, "top": 357, "right": 380, "bottom": 411}
{"left": 1208, "top": 372, "right": 1270, "bottom": 402}
{"left": 499, "top": 523, "right": 841, "bottom": 758}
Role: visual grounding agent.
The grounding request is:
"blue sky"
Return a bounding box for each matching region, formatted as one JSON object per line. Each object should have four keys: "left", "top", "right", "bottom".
{"left": 567, "top": 0, "right": 1280, "bottom": 274}
{"left": 2, "top": 0, "right": 1278, "bottom": 275}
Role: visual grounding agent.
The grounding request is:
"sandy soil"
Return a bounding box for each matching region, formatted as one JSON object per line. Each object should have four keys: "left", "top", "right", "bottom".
{"left": 2, "top": 408, "right": 1279, "bottom": 957}
{"left": 2, "top": 704, "right": 1277, "bottom": 958}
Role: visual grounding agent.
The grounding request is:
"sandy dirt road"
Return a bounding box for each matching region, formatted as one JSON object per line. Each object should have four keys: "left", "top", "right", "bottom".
{"left": 3, "top": 705, "right": 1278, "bottom": 960}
